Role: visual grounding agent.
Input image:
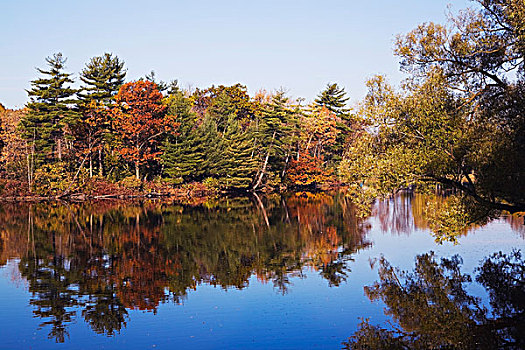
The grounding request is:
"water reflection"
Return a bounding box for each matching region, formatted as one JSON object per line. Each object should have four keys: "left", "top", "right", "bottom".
{"left": 0, "top": 192, "right": 370, "bottom": 342}
{"left": 374, "top": 192, "right": 525, "bottom": 241}
{"left": 1, "top": 192, "right": 523, "bottom": 344}
{"left": 344, "top": 250, "right": 525, "bottom": 350}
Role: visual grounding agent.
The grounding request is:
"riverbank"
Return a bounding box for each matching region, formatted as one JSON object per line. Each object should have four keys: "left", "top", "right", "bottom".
{"left": 0, "top": 177, "right": 344, "bottom": 203}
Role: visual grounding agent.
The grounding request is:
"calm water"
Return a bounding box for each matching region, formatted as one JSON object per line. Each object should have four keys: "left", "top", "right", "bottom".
{"left": 0, "top": 192, "right": 523, "bottom": 349}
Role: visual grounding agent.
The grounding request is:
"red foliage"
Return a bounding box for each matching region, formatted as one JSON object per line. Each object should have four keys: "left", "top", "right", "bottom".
{"left": 287, "top": 153, "right": 334, "bottom": 186}
{"left": 112, "top": 81, "right": 178, "bottom": 179}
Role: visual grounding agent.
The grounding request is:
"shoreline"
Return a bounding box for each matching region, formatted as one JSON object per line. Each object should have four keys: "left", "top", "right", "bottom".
{"left": 0, "top": 183, "right": 346, "bottom": 203}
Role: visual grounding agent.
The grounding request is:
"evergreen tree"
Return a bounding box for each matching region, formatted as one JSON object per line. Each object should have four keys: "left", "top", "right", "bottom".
{"left": 314, "top": 83, "right": 350, "bottom": 118}
{"left": 192, "top": 84, "right": 257, "bottom": 132}
{"left": 161, "top": 91, "right": 208, "bottom": 183}
{"left": 76, "top": 53, "right": 126, "bottom": 177}
{"left": 144, "top": 70, "right": 168, "bottom": 92}
{"left": 314, "top": 83, "right": 352, "bottom": 166}
{"left": 253, "top": 91, "right": 298, "bottom": 189}
{"left": 78, "top": 53, "right": 126, "bottom": 104}
{"left": 210, "top": 117, "right": 259, "bottom": 189}
{"left": 197, "top": 116, "right": 220, "bottom": 177}
{"left": 21, "top": 53, "right": 78, "bottom": 163}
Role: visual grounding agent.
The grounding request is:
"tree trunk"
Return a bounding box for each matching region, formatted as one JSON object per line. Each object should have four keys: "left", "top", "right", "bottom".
{"left": 27, "top": 155, "right": 31, "bottom": 193}
{"left": 282, "top": 152, "right": 290, "bottom": 179}
{"left": 27, "top": 134, "right": 35, "bottom": 192}
{"left": 135, "top": 161, "right": 140, "bottom": 180}
{"left": 98, "top": 148, "right": 103, "bottom": 177}
{"left": 89, "top": 155, "right": 93, "bottom": 178}
{"left": 253, "top": 131, "right": 276, "bottom": 190}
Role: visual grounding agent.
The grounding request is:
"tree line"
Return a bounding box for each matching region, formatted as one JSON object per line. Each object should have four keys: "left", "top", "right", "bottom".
{"left": 0, "top": 53, "right": 354, "bottom": 196}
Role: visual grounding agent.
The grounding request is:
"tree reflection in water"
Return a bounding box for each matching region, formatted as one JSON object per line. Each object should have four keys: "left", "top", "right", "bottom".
{"left": 344, "top": 250, "right": 525, "bottom": 350}
{"left": 0, "top": 192, "right": 370, "bottom": 342}
{"left": 374, "top": 192, "right": 524, "bottom": 243}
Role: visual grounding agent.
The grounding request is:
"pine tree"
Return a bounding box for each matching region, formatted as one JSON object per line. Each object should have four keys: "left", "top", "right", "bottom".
{"left": 314, "top": 83, "right": 350, "bottom": 118}
{"left": 76, "top": 53, "right": 126, "bottom": 177}
{"left": 162, "top": 91, "right": 207, "bottom": 183}
{"left": 211, "top": 117, "right": 259, "bottom": 189}
{"left": 79, "top": 53, "right": 126, "bottom": 104}
{"left": 21, "top": 53, "right": 78, "bottom": 163}
{"left": 252, "top": 91, "right": 298, "bottom": 189}
{"left": 162, "top": 129, "right": 208, "bottom": 183}
{"left": 314, "top": 83, "right": 352, "bottom": 166}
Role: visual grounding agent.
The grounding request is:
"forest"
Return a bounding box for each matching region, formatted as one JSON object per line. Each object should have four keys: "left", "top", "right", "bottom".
{"left": 0, "top": 0, "right": 524, "bottom": 216}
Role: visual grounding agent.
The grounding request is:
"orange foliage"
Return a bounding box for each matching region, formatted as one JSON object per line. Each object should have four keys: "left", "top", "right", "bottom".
{"left": 286, "top": 106, "right": 339, "bottom": 186}
{"left": 287, "top": 153, "right": 334, "bottom": 186}
{"left": 0, "top": 108, "right": 28, "bottom": 179}
{"left": 112, "top": 81, "right": 178, "bottom": 178}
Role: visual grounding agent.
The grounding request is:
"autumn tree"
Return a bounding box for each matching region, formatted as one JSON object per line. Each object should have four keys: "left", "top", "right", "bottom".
{"left": 286, "top": 106, "right": 338, "bottom": 187}
{"left": 299, "top": 106, "right": 339, "bottom": 160}
{"left": 0, "top": 107, "right": 28, "bottom": 181}
{"left": 112, "top": 81, "right": 176, "bottom": 180}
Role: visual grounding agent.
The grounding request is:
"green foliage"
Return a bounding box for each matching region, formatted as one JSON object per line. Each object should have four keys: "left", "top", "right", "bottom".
{"left": 192, "top": 84, "right": 258, "bottom": 130}
{"left": 20, "top": 53, "right": 78, "bottom": 163}
{"left": 338, "top": 0, "right": 525, "bottom": 214}
{"left": 78, "top": 53, "right": 126, "bottom": 104}
{"left": 253, "top": 90, "right": 299, "bottom": 188}
{"left": 314, "top": 83, "right": 350, "bottom": 118}
{"left": 161, "top": 91, "right": 207, "bottom": 183}
{"left": 423, "top": 195, "right": 498, "bottom": 243}
{"left": 119, "top": 175, "right": 142, "bottom": 190}
{"left": 209, "top": 118, "right": 259, "bottom": 189}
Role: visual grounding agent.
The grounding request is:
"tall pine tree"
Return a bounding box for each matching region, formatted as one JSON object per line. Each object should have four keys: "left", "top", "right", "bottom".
{"left": 314, "top": 83, "right": 352, "bottom": 166}
{"left": 76, "top": 53, "right": 126, "bottom": 177}
{"left": 78, "top": 53, "right": 126, "bottom": 104}
{"left": 21, "top": 53, "right": 78, "bottom": 164}
{"left": 314, "top": 83, "right": 350, "bottom": 118}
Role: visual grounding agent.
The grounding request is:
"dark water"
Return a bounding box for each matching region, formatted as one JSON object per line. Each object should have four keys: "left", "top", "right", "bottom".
{"left": 0, "top": 192, "right": 523, "bottom": 349}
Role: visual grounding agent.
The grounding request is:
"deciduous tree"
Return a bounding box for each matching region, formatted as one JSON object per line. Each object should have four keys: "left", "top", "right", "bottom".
{"left": 112, "top": 81, "right": 176, "bottom": 180}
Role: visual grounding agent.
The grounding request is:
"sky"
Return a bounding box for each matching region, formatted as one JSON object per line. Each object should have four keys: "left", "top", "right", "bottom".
{"left": 1, "top": 0, "right": 473, "bottom": 109}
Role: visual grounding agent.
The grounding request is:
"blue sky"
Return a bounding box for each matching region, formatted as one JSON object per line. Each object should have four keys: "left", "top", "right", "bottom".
{"left": 1, "top": 0, "right": 472, "bottom": 109}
